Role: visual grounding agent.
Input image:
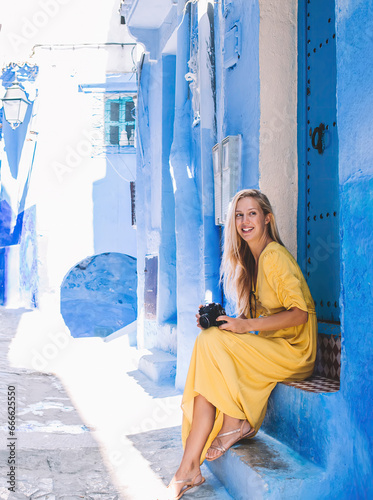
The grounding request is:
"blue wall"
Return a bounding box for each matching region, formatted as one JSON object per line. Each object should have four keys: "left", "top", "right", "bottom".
{"left": 215, "top": 0, "right": 260, "bottom": 189}
{"left": 158, "top": 54, "right": 177, "bottom": 324}
{"left": 170, "top": 6, "right": 204, "bottom": 385}
{"left": 262, "top": 2, "right": 373, "bottom": 497}
{"left": 0, "top": 90, "right": 37, "bottom": 307}
{"left": 337, "top": 0, "right": 373, "bottom": 494}
{"left": 92, "top": 150, "right": 137, "bottom": 257}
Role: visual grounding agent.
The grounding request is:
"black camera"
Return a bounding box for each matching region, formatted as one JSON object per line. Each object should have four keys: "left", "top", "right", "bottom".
{"left": 198, "top": 303, "right": 227, "bottom": 329}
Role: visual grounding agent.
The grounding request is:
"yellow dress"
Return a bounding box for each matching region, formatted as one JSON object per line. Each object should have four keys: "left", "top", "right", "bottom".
{"left": 181, "top": 242, "right": 317, "bottom": 462}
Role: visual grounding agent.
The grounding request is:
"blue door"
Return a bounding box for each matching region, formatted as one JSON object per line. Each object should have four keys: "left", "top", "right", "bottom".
{"left": 299, "top": 0, "right": 340, "bottom": 327}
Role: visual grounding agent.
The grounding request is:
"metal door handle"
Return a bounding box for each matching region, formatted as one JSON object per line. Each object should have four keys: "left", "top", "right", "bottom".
{"left": 312, "top": 123, "right": 325, "bottom": 154}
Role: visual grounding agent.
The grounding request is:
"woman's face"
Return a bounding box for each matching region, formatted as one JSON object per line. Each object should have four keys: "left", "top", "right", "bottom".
{"left": 235, "top": 196, "right": 271, "bottom": 245}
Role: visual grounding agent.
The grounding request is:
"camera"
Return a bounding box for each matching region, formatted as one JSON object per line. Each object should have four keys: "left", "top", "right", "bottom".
{"left": 198, "top": 303, "right": 227, "bottom": 329}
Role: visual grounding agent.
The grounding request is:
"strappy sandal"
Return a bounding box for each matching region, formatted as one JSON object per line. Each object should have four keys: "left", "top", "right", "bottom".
{"left": 205, "top": 420, "right": 255, "bottom": 462}
{"left": 166, "top": 472, "right": 205, "bottom": 500}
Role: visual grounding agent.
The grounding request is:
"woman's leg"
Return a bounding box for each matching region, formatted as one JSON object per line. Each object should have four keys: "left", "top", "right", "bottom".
{"left": 168, "top": 394, "right": 215, "bottom": 497}
{"left": 205, "top": 414, "right": 253, "bottom": 460}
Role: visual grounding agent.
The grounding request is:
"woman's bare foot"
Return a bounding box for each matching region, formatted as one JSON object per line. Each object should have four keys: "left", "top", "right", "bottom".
{"left": 166, "top": 466, "right": 204, "bottom": 500}
{"left": 205, "top": 418, "right": 253, "bottom": 461}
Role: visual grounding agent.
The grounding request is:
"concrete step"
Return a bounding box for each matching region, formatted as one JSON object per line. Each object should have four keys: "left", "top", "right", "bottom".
{"left": 206, "top": 430, "right": 327, "bottom": 500}
{"left": 137, "top": 348, "right": 176, "bottom": 384}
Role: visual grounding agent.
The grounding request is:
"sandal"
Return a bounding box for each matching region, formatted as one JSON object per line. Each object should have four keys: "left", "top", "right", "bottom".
{"left": 205, "top": 420, "right": 255, "bottom": 462}
{"left": 166, "top": 472, "right": 205, "bottom": 500}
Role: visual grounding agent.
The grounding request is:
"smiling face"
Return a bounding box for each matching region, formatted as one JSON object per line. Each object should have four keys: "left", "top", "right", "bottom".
{"left": 235, "top": 196, "right": 271, "bottom": 246}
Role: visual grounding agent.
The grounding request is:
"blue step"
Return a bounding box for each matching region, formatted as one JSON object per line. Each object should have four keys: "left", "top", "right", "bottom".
{"left": 206, "top": 430, "right": 327, "bottom": 500}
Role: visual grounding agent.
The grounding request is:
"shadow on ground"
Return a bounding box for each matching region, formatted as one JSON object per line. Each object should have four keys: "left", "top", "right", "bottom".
{"left": 127, "top": 426, "right": 234, "bottom": 499}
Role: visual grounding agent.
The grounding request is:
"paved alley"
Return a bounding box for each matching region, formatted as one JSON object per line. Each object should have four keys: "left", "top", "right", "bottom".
{"left": 0, "top": 307, "right": 232, "bottom": 500}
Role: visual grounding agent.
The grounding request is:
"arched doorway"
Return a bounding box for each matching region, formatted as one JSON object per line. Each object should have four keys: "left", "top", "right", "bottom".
{"left": 60, "top": 252, "right": 137, "bottom": 338}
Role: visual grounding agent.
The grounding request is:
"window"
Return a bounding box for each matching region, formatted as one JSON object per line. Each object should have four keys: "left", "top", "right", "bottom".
{"left": 104, "top": 95, "right": 136, "bottom": 147}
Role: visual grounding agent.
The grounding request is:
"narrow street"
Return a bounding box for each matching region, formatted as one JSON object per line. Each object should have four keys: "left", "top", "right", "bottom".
{"left": 0, "top": 307, "right": 232, "bottom": 499}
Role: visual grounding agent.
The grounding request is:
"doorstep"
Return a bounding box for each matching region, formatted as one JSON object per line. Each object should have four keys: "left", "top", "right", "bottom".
{"left": 206, "top": 430, "right": 327, "bottom": 500}
{"left": 138, "top": 348, "right": 177, "bottom": 384}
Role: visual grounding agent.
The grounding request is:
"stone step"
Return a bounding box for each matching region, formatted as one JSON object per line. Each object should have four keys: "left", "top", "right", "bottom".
{"left": 137, "top": 348, "right": 176, "bottom": 384}
{"left": 206, "top": 430, "right": 327, "bottom": 500}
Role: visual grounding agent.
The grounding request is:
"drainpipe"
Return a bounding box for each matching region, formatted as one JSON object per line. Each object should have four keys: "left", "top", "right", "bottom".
{"left": 170, "top": 0, "right": 203, "bottom": 389}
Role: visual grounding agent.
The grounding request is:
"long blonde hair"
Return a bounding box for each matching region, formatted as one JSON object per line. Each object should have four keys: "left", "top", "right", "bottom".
{"left": 220, "top": 189, "right": 284, "bottom": 314}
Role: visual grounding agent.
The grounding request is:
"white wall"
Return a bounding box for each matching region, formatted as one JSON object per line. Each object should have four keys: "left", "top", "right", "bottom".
{"left": 259, "top": 0, "right": 298, "bottom": 256}
{"left": 0, "top": 0, "right": 139, "bottom": 310}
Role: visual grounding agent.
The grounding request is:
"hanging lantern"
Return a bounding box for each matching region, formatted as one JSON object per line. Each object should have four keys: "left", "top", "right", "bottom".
{"left": 2, "top": 78, "right": 30, "bottom": 130}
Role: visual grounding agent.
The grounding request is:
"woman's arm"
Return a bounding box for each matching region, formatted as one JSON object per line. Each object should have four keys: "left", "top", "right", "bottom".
{"left": 217, "top": 307, "right": 308, "bottom": 334}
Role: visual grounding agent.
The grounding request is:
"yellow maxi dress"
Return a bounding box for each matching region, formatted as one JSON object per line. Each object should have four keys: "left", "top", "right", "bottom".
{"left": 181, "top": 242, "right": 317, "bottom": 462}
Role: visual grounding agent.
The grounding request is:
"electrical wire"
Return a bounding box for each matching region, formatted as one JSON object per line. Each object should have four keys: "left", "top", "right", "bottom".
{"left": 175, "top": 0, "right": 199, "bottom": 33}
{"left": 29, "top": 42, "right": 136, "bottom": 59}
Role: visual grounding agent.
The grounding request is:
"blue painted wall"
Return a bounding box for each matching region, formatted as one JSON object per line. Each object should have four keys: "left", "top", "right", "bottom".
{"left": 215, "top": 0, "right": 260, "bottom": 189}
{"left": 0, "top": 103, "right": 34, "bottom": 247}
{"left": 0, "top": 71, "right": 38, "bottom": 308}
{"left": 0, "top": 247, "right": 7, "bottom": 305}
{"left": 158, "top": 54, "right": 177, "bottom": 324}
{"left": 336, "top": 0, "right": 373, "bottom": 494}
{"left": 19, "top": 205, "right": 38, "bottom": 308}
{"left": 2, "top": 104, "right": 32, "bottom": 180}
{"left": 169, "top": 7, "right": 204, "bottom": 384}
{"left": 262, "top": 1, "right": 373, "bottom": 497}
{"left": 198, "top": 3, "right": 222, "bottom": 311}
{"left": 92, "top": 151, "right": 137, "bottom": 258}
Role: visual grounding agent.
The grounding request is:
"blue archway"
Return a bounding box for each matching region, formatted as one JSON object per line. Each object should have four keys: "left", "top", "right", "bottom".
{"left": 60, "top": 252, "right": 137, "bottom": 338}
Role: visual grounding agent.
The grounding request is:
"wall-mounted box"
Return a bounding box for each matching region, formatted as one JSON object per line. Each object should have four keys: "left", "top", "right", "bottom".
{"left": 223, "top": 22, "right": 241, "bottom": 69}
{"left": 213, "top": 135, "right": 242, "bottom": 225}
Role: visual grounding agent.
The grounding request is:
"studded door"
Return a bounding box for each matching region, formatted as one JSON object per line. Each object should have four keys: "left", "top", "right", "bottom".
{"left": 303, "top": 0, "right": 340, "bottom": 324}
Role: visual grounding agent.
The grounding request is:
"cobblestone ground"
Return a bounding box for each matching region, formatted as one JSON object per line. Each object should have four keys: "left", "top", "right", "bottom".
{"left": 0, "top": 307, "right": 232, "bottom": 500}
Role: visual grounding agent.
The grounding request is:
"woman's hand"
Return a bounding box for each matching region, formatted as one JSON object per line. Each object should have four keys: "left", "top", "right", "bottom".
{"left": 217, "top": 315, "right": 254, "bottom": 334}
{"left": 218, "top": 307, "right": 308, "bottom": 334}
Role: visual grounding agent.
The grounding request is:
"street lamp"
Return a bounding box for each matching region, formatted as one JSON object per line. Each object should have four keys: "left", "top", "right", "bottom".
{"left": 2, "top": 77, "right": 30, "bottom": 130}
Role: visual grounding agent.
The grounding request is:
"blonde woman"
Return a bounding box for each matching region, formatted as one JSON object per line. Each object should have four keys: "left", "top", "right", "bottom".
{"left": 166, "top": 189, "right": 317, "bottom": 500}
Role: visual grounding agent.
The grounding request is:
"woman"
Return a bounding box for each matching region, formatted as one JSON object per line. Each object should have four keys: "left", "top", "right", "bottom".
{"left": 166, "top": 189, "right": 317, "bottom": 500}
